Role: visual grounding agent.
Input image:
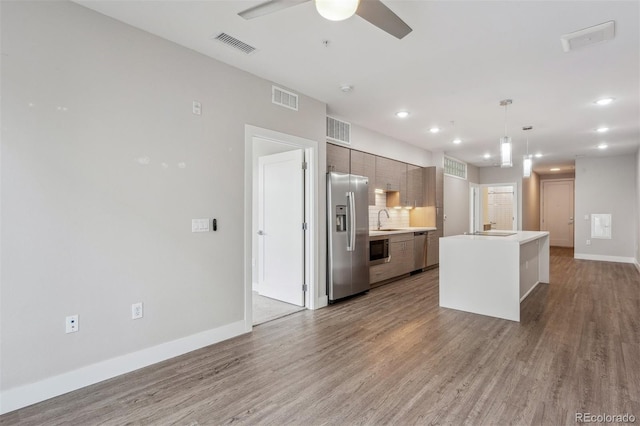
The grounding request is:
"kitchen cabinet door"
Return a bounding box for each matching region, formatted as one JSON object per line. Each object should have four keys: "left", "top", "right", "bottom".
{"left": 370, "top": 233, "right": 415, "bottom": 284}
{"left": 375, "top": 156, "right": 403, "bottom": 192}
{"left": 406, "top": 165, "right": 424, "bottom": 207}
{"left": 351, "top": 150, "right": 376, "bottom": 205}
{"left": 326, "top": 143, "right": 350, "bottom": 174}
{"left": 426, "top": 230, "right": 440, "bottom": 267}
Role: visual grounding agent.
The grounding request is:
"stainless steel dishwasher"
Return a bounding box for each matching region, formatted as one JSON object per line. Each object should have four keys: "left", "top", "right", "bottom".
{"left": 413, "top": 231, "right": 428, "bottom": 271}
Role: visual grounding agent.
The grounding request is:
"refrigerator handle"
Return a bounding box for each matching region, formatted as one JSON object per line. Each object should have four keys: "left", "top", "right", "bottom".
{"left": 346, "top": 191, "right": 356, "bottom": 252}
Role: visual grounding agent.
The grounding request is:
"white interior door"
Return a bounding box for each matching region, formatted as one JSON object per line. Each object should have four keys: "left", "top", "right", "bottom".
{"left": 541, "top": 179, "right": 574, "bottom": 247}
{"left": 258, "top": 150, "right": 305, "bottom": 306}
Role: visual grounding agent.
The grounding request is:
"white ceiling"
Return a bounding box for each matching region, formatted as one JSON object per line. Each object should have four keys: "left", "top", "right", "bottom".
{"left": 75, "top": 0, "right": 640, "bottom": 173}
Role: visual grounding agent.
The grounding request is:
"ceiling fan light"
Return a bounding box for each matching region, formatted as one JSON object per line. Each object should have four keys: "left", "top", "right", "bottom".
{"left": 315, "top": 0, "right": 360, "bottom": 21}
{"left": 500, "top": 136, "right": 512, "bottom": 168}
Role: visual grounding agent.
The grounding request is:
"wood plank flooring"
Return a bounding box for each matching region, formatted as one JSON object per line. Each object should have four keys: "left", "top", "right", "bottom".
{"left": 2, "top": 248, "right": 639, "bottom": 425}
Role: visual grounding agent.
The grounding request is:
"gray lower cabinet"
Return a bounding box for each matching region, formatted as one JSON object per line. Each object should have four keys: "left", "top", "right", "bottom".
{"left": 426, "top": 230, "right": 440, "bottom": 267}
{"left": 370, "top": 233, "right": 414, "bottom": 284}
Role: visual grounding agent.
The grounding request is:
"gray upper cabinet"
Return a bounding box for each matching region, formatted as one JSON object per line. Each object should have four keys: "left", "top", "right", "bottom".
{"left": 405, "top": 165, "right": 424, "bottom": 208}
{"left": 375, "top": 156, "right": 404, "bottom": 192}
{"left": 350, "top": 150, "right": 376, "bottom": 205}
{"left": 326, "top": 143, "right": 350, "bottom": 174}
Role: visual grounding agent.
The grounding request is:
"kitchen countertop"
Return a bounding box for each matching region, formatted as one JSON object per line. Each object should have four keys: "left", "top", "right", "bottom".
{"left": 369, "top": 227, "right": 437, "bottom": 237}
{"left": 442, "top": 231, "right": 549, "bottom": 245}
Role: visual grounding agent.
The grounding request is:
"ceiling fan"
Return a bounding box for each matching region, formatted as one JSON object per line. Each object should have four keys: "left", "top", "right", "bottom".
{"left": 237, "top": 0, "right": 412, "bottom": 39}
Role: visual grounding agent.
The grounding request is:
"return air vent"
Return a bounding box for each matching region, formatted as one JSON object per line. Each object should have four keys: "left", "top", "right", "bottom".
{"left": 213, "top": 32, "right": 256, "bottom": 54}
{"left": 561, "top": 21, "right": 615, "bottom": 52}
{"left": 326, "top": 116, "right": 351, "bottom": 145}
{"left": 272, "top": 86, "right": 298, "bottom": 111}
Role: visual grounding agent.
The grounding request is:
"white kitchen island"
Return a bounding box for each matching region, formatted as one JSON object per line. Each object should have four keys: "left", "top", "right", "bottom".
{"left": 439, "top": 231, "right": 549, "bottom": 322}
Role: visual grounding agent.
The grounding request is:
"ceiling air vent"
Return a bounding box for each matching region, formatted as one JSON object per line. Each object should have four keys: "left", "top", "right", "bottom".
{"left": 326, "top": 116, "right": 351, "bottom": 145}
{"left": 561, "top": 21, "right": 615, "bottom": 52}
{"left": 272, "top": 86, "right": 298, "bottom": 111}
{"left": 213, "top": 32, "right": 256, "bottom": 55}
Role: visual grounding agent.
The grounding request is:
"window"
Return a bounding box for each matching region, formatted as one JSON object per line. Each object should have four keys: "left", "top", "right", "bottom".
{"left": 444, "top": 156, "right": 467, "bottom": 180}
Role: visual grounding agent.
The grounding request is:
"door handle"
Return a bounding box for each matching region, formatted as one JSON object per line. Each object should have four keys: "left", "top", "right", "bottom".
{"left": 257, "top": 230, "right": 265, "bottom": 236}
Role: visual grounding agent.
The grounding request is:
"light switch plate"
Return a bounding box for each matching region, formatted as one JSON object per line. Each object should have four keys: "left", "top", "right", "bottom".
{"left": 192, "top": 218, "right": 210, "bottom": 232}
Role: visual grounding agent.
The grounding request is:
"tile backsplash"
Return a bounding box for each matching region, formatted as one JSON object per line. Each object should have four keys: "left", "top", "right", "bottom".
{"left": 368, "top": 193, "right": 410, "bottom": 230}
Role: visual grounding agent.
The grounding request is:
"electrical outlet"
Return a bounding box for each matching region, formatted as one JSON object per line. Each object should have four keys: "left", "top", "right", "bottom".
{"left": 586, "top": 240, "right": 591, "bottom": 246}
{"left": 132, "top": 302, "right": 143, "bottom": 320}
{"left": 65, "top": 315, "right": 79, "bottom": 333}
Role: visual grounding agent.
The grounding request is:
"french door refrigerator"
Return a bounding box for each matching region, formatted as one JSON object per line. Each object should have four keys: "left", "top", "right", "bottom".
{"left": 327, "top": 172, "right": 370, "bottom": 302}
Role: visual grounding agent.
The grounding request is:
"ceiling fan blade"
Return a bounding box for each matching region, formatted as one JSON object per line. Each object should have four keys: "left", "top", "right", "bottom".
{"left": 356, "top": 0, "right": 412, "bottom": 39}
{"left": 238, "top": 0, "right": 311, "bottom": 20}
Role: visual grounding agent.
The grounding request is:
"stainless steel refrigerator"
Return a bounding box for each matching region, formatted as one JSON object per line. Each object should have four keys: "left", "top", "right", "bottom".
{"left": 327, "top": 172, "right": 370, "bottom": 302}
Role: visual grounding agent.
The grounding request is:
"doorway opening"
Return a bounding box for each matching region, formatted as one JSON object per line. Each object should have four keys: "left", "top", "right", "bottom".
{"left": 244, "top": 125, "right": 318, "bottom": 331}
{"left": 471, "top": 183, "right": 518, "bottom": 232}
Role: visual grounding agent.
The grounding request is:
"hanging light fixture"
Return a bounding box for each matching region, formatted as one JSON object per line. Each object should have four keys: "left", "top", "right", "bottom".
{"left": 499, "top": 99, "right": 513, "bottom": 168}
{"left": 315, "top": 0, "right": 360, "bottom": 21}
{"left": 522, "top": 126, "right": 533, "bottom": 178}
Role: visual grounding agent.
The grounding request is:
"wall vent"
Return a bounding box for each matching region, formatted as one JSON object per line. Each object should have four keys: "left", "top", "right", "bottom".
{"left": 272, "top": 86, "right": 298, "bottom": 111}
{"left": 326, "top": 116, "right": 351, "bottom": 145}
{"left": 213, "top": 32, "right": 256, "bottom": 55}
{"left": 561, "top": 21, "right": 615, "bottom": 52}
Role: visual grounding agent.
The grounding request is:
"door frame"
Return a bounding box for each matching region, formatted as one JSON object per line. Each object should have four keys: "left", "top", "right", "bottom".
{"left": 244, "top": 125, "right": 318, "bottom": 332}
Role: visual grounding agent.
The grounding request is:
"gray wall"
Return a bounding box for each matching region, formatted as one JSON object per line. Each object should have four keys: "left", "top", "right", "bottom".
{"left": 443, "top": 164, "right": 479, "bottom": 237}
{"left": 1, "top": 0, "right": 326, "bottom": 403}
{"left": 347, "top": 121, "right": 432, "bottom": 166}
{"left": 574, "top": 156, "right": 637, "bottom": 260}
{"left": 522, "top": 171, "right": 541, "bottom": 231}
{"left": 637, "top": 150, "right": 640, "bottom": 266}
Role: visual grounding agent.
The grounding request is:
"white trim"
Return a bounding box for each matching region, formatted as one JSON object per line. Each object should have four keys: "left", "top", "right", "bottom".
{"left": 0, "top": 320, "right": 246, "bottom": 415}
{"left": 574, "top": 253, "right": 637, "bottom": 264}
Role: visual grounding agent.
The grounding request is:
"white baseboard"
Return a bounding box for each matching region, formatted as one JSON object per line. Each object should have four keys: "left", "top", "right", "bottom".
{"left": 574, "top": 253, "right": 637, "bottom": 264}
{"left": 0, "top": 320, "right": 246, "bottom": 415}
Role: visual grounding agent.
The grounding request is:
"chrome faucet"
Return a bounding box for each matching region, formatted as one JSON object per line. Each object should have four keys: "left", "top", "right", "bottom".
{"left": 377, "top": 209, "right": 390, "bottom": 230}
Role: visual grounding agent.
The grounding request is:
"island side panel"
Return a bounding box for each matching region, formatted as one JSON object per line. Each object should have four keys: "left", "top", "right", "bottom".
{"left": 538, "top": 234, "right": 550, "bottom": 283}
{"left": 439, "top": 238, "right": 521, "bottom": 321}
{"left": 519, "top": 239, "right": 541, "bottom": 301}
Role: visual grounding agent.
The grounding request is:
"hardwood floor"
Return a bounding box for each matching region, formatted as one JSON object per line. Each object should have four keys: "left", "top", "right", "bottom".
{"left": 2, "top": 248, "right": 639, "bottom": 425}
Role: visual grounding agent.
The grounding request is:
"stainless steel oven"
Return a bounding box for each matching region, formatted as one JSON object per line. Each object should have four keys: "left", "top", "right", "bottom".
{"left": 369, "top": 236, "right": 390, "bottom": 265}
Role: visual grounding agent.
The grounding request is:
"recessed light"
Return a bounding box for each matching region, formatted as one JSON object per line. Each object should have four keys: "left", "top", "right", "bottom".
{"left": 452, "top": 138, "right": 462, "bottom": 144}
{"left": 340, "top": 85, "right": 353, "bottom": 93}
{"left": 598, "top": 143, "right": 608, "bottom": 149}
{"left": 429, "top": 127, "right": 440, "bottom": 133}
{"left": 596, "top": 127, "right": 609, "bottom": 133}
{"left": 395, "top": 111, "right": 409, "bottom": 118}
{"left": 595, "top": 97, "right": 614, "bottom": 106}
{"left": 535, "top": 153, "right": 543, "bottom": 158}
{"left": 483, "top": 153, "right": 491, "bottom": 159}
{"left": 550, "top": 168, "right": 560, "bottom": 171}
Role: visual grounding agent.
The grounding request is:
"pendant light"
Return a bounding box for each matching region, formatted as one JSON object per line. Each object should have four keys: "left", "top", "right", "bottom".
{"left": 315, "top": 0, "right": 360, "bottom": 21}
{"left": 499, "top": 99, "right": 513, "bottom": 168}
{"left": 522, "top": 126, "right": 533, "bottom": 178}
